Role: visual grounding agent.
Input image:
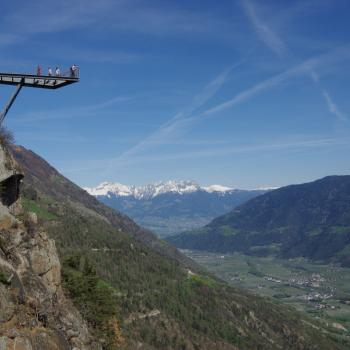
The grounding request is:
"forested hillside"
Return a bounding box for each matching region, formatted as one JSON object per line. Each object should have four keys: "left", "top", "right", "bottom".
{"left": 169, "top": 176, "right": 350, "bottom": 266}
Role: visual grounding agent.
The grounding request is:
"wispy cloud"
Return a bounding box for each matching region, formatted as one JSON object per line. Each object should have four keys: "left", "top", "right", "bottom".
{"left": 12, "top": 96, "right": 132, "bottom": 123}
{"left": 62, "top": 136, "right": 350, "bottom": 174}
{"left": 200, "top": 46, "right": 350, "bottom": 118}
{"left": 15, "top": 132, "right": 88, "bottom": 144}
{"left": 322, "top": 91, "right": 347, "bottom": 122}
{"left": 240, "top": 0, "right": 287, "bottom": 56}
{"left": 202, "top": 59, "right": 311, "bottom": 116}
{"left": 6, "top": 0, "right": 115, "bottom": 36}
{"left": 2, "top": 0, "right": 242, "bottom": 48}
{"left": 114, "top": 63, "right": 239, "bottom": 162}
{"left": 110, "top": 2, "right": 350, "bottom": 168}
{"left": 309, "top": 63, "right": 348, "bottom": 124}
{"left": 0, "top": 34, "right": 21, "bottom": 47}
{"left": 106, "top": 1, "right": 240, "bottom": 42}
{"left": 105, "top": 44, "right": 350, "bottom": 171}
{"left": 44, "top": 47, "right": 142, "bottom": 64}
{"left": 118, "top": 137, "right": 349, "bottom": 166}
{"left": 240, "top": 0, "right": 348, "bottom": 124}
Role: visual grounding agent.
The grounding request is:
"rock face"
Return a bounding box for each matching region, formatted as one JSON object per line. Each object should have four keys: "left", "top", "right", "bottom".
{"left": 0, "top": 141, "right": 99, "bottom": 350}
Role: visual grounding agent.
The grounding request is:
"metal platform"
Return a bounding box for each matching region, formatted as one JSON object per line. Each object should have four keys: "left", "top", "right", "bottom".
{"left": 0, "top": 70, "right": 79, "bottom": 125}
{"left": 0, "top": 72, "right": 79, "bottom": 90}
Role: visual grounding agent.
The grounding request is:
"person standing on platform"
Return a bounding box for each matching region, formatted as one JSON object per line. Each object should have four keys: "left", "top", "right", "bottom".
{"left": 37, "top": 65, "right": 41, "bottom": 76}
{"left": 48, "top": 67, "right": 52, "bottom": 76}
{"left": 71, "top": 64, "right": 78, "bottom": 77}
{"left": 55, "top": 67, "right": 60, "bottom": 76}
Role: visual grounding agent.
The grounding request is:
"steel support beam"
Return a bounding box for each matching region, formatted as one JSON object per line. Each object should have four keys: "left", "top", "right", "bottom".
{"left": 0, "top": 80, "right": 23, "bottom": 126}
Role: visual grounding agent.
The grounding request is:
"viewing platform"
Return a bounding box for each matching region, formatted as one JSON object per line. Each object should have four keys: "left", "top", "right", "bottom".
{"left": 0, "top": 71, "right": 79, "bottom": 90}
{"left": 0, "top": 68, "right": 80, "bottom": 125}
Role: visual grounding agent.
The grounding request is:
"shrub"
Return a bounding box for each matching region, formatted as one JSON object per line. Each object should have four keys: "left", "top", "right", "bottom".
{"left": 62, "top": 253, "right": 123, "bottom": 349}
{"left": 0, "top": 270, "right": 10, "bottom": 285}
{"left": 0, "top": 127, "right": 14, "bottom": 146}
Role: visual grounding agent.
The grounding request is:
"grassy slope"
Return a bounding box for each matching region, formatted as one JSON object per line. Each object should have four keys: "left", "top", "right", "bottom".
{"left": 11, "top": 145, "right": 350, "bottom": 349}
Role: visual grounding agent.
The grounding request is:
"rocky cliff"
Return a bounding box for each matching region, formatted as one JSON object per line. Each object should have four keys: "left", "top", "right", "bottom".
{"left": 0, "top": 141, "right": 99, "bottom": 349}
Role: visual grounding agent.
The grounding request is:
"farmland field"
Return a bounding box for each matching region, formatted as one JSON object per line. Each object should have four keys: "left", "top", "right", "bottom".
{"left": 183, "top": 250, "right": 350, "bottom": 334}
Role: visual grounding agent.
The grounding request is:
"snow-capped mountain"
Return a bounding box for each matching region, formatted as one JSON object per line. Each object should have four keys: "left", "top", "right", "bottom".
{"left": 202, "top": 184, "right": 233, "bottom": 193}
{"left": 85, "top": 180, "right": 233, "bottom": 200}
{"left": 85, "top": 180, "right": 271, "bottom": 237}
{"left": 86, "top": 182, "right": 134, "bottom": 197}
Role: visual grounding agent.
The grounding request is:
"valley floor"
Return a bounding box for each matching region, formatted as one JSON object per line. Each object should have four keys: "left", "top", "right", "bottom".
{"left": 182, "top": 250, "right": 350, "bottom": 340}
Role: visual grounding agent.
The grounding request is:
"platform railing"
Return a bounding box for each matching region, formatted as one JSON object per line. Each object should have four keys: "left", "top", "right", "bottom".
{"left": 62, "top": 67, "right": 80, "bottom": 79}
{"left": 37, "top": 67, "right": 80, "bottom": 79}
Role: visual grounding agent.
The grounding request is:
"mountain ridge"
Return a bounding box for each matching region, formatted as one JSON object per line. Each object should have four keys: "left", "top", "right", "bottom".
{"left": 84, "top": 180, "right": 244, "bottom": 199}
{"left": 10, "top": 145, "right": 199, "bottom": 270}
{"left": 168, "top": 175, "right": 350, "bottom": 266}
{"left": 86, "top": 180, "right": 269, "bottom": 237}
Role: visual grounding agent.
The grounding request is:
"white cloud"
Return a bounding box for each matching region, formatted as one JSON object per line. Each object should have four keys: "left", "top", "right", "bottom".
{"left": 240, "top": 0, "right": 287, "bottom": 56}
{"left": 201, "top": 46, "right": 350, "bottom": 117}
{"left": 0, "top": 34, "right": 21, "bottom": 46}
{"left": 12, "top": 96, "right": 132, "bottom": 123}
{"left": 47, "top": 48, "right": 142, "bottom": 64}
{"left": 62, "top": 136, "right": 350, "bottom": 173}
{"left": 104, "top": 44, "right": 350, "bottom": 171}
{"left": 2, "top": 0, "right": 242, "bottom": 47}
{"left": 114, "top": 64, "right": 238, "bottom": 162}
{"left": 118, "top": 137, "right": 348, "bottom": 165}
{"left": 240, "top": 0, "right": 348, "bottom": 124}
{"left": 322, "top": 91, "right": 347, "bottom": 122}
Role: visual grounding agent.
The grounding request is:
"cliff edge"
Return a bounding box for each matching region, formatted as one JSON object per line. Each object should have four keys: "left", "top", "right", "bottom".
{"left": 0, "top": 140, "right": 99, "bottom": 349}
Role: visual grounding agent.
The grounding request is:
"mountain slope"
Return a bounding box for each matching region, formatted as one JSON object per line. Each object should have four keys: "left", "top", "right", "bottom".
{"left": 168, "top": 176, "right": 350, "bottom": 266}
{"left": 86, "top": 181, "right": 267, "bottom": 237}
{"left": 9, "top": 145, "right": 350, "bottom": 349}
{"left": 10, "top": 145, "right": 197, "bottom": 270}
{"left": 0, "top": 141, "right": 98, "bottom": 349}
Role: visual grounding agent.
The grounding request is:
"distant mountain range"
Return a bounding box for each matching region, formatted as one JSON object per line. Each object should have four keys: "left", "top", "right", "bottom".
{"left": 85, "top": 180, "right": 238, "bottom": 199}
{"left": 85, "top": 180, "right": 270, "bottom": 236}
{"left": 168, "top": 176, "right": 350, "bottom": 267}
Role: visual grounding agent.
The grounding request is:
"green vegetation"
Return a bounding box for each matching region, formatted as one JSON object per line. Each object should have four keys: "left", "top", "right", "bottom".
{"left": 187, "top": 274, "right": 218, "bottom": 288}
{"left": 246, "top": 259, "right": 264, "bottom": 277}
{"left": 62, "top": 254, "right": 124, "bottom": 349}
{"left": 20, "top": 188, "right": 349, "bottom": 349}
{"left": 21, "top": 197, "right": 57, "bottom": 221}
{"left": 169, "top": 176, "right": 350, "bottom": 267}
{"left": 219, "top": 225, "right": 237, "bottom": 236}
{"left": 0, "top": 127, "right": 15, "bottom": 146}
{"left": 184, "top": 250, "right": 350, "bottom": 339}
{"left": 11, "top": 145, "right": 350, "bottom": 349}
{"left": 50, "top": 207, "right": 239, "bottom": 348}
{"left": 0, "top": 270, "right": 10, "bottom": 285}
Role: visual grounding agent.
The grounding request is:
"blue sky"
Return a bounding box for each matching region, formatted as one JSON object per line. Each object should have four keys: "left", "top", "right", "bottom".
{"left": 1, "top": 0, "right": 350, "bottom": 188}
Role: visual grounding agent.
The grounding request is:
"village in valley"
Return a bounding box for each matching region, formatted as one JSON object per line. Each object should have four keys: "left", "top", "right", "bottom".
{"left": 183, "top": 250, "right": 350, "bottom": 334}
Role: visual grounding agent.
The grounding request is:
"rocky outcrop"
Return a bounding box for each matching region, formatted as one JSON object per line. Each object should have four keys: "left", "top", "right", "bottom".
{"left": 0, "top": 141, "right": 99, "bottom": 350}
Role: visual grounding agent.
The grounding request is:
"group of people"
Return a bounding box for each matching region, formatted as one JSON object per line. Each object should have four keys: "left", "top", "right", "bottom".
{"left": 36, "top": 64, "right": 78, "bottom": 78}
